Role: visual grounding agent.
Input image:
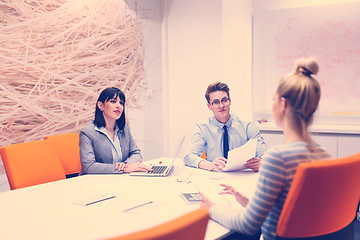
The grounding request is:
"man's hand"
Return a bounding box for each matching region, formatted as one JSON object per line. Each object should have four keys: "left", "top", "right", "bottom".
{"left": 244, "top": 157, "right": 261, "bottom": 171}
{"left": 198, "top": 157, "right": 227, "bottom": 171}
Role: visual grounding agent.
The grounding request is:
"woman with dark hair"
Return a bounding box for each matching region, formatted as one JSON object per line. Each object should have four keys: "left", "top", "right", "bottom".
{"left": 79, "top": 87, "right": 152, "bottom": 174}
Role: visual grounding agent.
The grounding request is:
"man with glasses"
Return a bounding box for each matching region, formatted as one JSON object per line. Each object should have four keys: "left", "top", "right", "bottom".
{"left": 184, "top": 82, "right": 267, "bottom": 171}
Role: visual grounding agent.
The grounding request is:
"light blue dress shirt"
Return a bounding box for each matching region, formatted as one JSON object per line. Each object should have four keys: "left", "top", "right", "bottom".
{"left": 183, "top": 114, "right": 267, "bottom": 168}
{"left": 95, "top": 126, "right": 123, "bottom": 164}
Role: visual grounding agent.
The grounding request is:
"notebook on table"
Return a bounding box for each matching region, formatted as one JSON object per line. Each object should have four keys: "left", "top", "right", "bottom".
{"left": 130, "top": 136, "right": 185, "bottom": 177}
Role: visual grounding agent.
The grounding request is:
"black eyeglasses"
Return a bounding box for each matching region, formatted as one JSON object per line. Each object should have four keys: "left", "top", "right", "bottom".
{"left": 211, "top": 97, "right": 230, "bottom": 106}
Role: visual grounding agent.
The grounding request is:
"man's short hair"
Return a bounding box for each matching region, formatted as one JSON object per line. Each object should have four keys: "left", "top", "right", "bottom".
{"left": 205, "top": 82, "right": 230, "bottom": 103}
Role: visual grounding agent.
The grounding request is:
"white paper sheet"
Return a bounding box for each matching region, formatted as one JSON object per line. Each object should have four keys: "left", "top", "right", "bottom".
{"left": 72, "top": 192, "right": 116, "bottom": 206}
{"left": 223, "top": 138, "right": 257, "bottom": 172}
{"left": 123, "top": 201, "right": 166, "bottom": 214}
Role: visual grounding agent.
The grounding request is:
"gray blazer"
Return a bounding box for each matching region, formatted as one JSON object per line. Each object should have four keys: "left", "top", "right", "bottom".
{"left": 79, "top": 122, "right": 142, "bottom": 174}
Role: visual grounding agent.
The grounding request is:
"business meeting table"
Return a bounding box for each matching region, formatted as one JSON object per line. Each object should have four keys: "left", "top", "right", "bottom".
{"left": 0, "top": 157, "right": 259, "bottom": 240}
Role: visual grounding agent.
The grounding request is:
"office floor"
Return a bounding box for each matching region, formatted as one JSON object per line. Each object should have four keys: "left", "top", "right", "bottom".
{"left": 0, "top": 171, "right": 10, "bottom": 193}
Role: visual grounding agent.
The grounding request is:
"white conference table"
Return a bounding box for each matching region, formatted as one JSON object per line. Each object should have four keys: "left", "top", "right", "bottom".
{"left": 0, "top": 157, "right": 259, "bottom": 240}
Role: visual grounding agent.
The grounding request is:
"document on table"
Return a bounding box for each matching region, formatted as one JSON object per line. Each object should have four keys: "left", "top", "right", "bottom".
{"left": 71, "top": 188, "right": 118, "bottom": 206}
{"left": 223, "top": 138, "right": 257, "bottom": 172}
{"left": 71, "top": 188, "right": 165, "bottom": 214}
{"left": 122, "top": 201, "right": 166, "bottom": 214}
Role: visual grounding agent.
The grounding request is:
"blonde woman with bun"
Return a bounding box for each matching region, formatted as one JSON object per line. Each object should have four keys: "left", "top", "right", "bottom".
{"left": 200, "top": 58, "right": 331, "bottom": 240}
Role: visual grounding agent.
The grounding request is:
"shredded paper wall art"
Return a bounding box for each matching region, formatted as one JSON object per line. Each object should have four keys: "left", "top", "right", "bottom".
{"left": 0, "top": 0, "right": 146, "bottom": 147}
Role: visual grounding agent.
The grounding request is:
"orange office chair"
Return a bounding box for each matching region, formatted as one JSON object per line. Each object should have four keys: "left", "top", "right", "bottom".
{"left": 44, "top": 132, "right": 81, "bottom": 178}
{"left": 0, "top": 140, "right": 66, "bottom": 190}
{"left": 276, "top": 152, "right": 360, "bottom": 240}
{"left": 109, "top": 208, "right": 210, "bottom": 240}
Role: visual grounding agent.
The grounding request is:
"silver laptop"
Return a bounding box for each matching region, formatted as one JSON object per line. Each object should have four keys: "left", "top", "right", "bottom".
{"left": 130, "top": 136, "right": 185, "bottom": 177}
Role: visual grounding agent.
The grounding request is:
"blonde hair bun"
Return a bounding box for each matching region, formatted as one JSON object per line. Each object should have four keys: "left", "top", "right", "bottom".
{"left": 295, "top": 58, "right": 319, "bottom": 76}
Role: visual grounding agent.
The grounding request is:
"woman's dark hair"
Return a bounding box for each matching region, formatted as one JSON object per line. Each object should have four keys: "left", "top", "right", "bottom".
{"left": 93, "top": 87, "right": 126, "bottom": 130}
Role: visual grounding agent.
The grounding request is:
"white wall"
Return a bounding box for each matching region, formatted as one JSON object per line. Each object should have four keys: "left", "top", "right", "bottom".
{"left": 164, "top": 0, "right": 360, "bottom": 157}
{"left": 165, "top": 0, "right": 222, "bottom": 155}
{"left": 165, "top": 0, "right": 253, "bottom": 156}
{"left": 251, "top": 0, "right": 360, "bottom": 158}
{"left": 109, "top": 0, "right": 360, "bottom": 164}
{"left": 252, "top": 0, "right": 359, "bottom": 9}
{"left": 126, "top": 0, "right": 164, "bottom": 160}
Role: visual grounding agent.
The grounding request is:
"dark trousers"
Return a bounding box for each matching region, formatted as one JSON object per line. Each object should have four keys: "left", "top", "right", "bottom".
{"left": 217, "top": 230, "right": 262, "bottom": 240}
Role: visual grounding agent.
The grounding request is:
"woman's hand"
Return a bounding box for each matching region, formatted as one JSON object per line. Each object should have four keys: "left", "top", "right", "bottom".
{"left": 199, "top": 192, "right": 215, "bottom": 211}
{"left": 123, "top": 159, "right": 153, "bottom": 173}
{"left": 219, "top": 184, "right": 249, "bottom": 207}
{"left": 244, "top": 157, "right": 261, "bottom": 171}
{"left": 115, "top": 162, "right": 128, "bottom": 172}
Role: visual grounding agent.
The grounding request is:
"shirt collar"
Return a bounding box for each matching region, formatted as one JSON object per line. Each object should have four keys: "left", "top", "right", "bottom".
{"left": 95, "top": 125, "right": 119, "bottom": 135}
{"left": 211, "top": 114, "right": 233, "bottom": 128}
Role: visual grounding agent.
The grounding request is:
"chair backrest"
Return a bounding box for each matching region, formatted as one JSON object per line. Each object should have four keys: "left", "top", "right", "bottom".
{"left": 200, "top": 151, "right": 207, "bottom": 159}
{"left": 44, "top": 132, "right": 81, "bottom": 177}
{"left": 276, "top": 152, "right": 360, "bottom": 239}
{"left": 109, "top": 208, "right": 210, "bottom": 240}
{"left": 0, "top": 140, "right": 66, "bottom": 190}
